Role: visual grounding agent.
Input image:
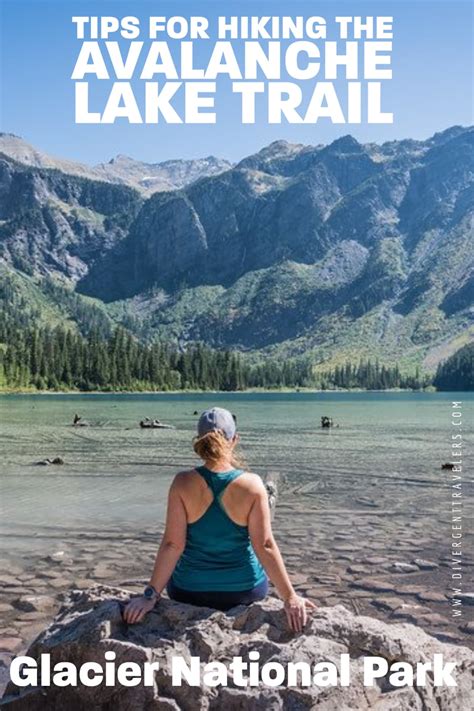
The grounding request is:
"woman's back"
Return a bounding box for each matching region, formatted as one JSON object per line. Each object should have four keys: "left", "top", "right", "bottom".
{"left": 171, "top": 466, "right": 266, "bottom": 592}
{"left": 124, "top": 406, "right": 314, "bottom": 629}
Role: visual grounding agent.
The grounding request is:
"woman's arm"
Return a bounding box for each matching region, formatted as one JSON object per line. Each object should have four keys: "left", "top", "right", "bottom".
{"left": 248, "top": 478, "right": 315, "bottom": 632}
{"left": 124, "top": 474, "right": 187, "bottom": 624}
{"left": 148, "top": 475, "right": 187, "bottom": 593}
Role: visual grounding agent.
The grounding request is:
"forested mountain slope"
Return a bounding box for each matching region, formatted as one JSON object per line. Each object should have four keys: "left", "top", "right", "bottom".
{"left": 0, "top": 126, "right": 472, "bottom": 372}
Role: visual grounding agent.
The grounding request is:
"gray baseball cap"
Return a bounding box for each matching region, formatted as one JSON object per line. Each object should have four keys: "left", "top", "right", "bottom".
{"left": 197, "top": 407, "right": 237, "bottom": 440}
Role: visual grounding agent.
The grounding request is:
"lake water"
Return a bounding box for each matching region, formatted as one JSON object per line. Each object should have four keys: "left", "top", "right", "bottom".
{"left": 0, "top": 392, "right": 472, "bottom": 553}
{"left": 1, "top": 391, "right": 473, "bottom": 653}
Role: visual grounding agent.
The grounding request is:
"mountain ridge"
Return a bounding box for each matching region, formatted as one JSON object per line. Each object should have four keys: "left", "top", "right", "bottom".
{"left": 0, "top": 133, "right": 232, "bottom": 194}
{"left": 0, "top": 125, "right": 472, "bottom": 372}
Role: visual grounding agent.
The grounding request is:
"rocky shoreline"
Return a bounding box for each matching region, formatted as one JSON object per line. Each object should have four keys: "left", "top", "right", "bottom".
{"left": 1, "top": 506, "right": 473, "bottom": 698}
{"left": 2, "top": 585, "right": 473, "bottom": 710}
{"left": 1, "top": 460, "right": 473, "bottom": 701}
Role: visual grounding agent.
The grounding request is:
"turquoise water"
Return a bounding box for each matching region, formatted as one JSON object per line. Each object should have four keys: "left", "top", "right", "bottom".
{"left": 0, "top": 392, "right": 472, "bottom": 555}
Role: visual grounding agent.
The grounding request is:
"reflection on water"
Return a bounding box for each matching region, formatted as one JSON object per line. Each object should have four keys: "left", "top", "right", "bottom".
{"left": 0, "top": 392, "right": 472, "bottom": 554}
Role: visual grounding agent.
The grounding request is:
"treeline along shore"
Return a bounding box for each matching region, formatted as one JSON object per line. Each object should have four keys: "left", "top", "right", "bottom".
{"left": 0, "top": 323, "right": 471, "bottom": 392}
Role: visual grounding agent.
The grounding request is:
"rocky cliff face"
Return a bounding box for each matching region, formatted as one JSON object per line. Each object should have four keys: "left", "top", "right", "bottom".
{"left": 0, "top": 155, "right": 143, "bottom": 281}
{"left": 95, "top": 128, "right": 472, "bottom": 301}
{"left": 2, "top": 586, "right": 473, "bottom": 710}
{"left": 0, "top": 126, "right": 472, "bottom": 366}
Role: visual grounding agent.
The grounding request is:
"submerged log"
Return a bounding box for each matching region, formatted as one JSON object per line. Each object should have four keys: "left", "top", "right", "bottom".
{"left": 72, "top": 415, "right": 90, "bottom": 427}
{"left": 35, "top": 457, "right": 64, "bottom": 466}
{"left": 140, "top": 418, "right": 175, "bottom": 429}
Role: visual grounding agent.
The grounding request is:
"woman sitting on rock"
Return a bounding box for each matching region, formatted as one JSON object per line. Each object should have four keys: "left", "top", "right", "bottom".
{"left": 124, "top": 407, "right": 314, "bottom": 631}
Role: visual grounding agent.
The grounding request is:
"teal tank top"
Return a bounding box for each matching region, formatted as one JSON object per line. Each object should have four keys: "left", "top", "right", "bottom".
{"left": 171, "top": 466, "right": 267, "bottom": 592}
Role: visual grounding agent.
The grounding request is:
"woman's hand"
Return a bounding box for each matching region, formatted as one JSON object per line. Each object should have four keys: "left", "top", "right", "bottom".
{"left": 123, "top": 595, "right": 158, "bottom": 624}
{"left": 284, "top": 594, "right": 316, "bottom": 632}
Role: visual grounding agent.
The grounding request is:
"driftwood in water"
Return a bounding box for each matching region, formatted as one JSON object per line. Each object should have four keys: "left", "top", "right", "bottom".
{"left": 140, "top": 418, "right": 175, "bottom": 430}
{"left": 36, "top": 457, "right": 64, "bottom": 466}
{"left": 72, "top": 415, "right": 90, "bottom": 427}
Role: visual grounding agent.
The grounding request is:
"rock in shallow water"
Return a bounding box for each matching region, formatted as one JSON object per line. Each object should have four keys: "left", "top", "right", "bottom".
{"left": 12, "top": 595, "right": 56, "bottom": 614}
{"left": 383, "top": 562, "right": 420, "bottom": 574}
{"left": 350, "top": 578, "right": 396, "bottom": 593}
{"left": 413, "top": 559, "right": 439, "bottom": 570}
{"left": 0, "top": 639, "right": 22, "bottom": 654}
{"left": 2, "top": 585, "right": 473, "bottom": 710}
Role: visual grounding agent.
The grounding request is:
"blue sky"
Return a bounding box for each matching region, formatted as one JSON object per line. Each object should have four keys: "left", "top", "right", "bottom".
{"left": 0, "top": 0, "right": 472, "bottom": 165}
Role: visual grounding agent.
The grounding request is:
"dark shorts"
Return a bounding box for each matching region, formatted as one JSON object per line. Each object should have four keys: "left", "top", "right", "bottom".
{"left": 167, "top": 576, "right": 268, "bottom": 611}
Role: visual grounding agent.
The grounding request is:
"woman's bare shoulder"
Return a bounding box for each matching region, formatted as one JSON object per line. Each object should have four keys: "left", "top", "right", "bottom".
{"left": 237, "top": 472, "right": 267, "bottom": 494}
{"left": 171, "top": 469, "right": 201, "bottom": 490}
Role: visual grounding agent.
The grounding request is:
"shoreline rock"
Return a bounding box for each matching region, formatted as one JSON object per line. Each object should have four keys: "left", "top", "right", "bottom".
{"left": 2, "top": 585, "right": 473, "bottom": 710}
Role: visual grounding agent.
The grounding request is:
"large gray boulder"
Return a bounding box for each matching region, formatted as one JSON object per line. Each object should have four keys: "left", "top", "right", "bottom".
{"left": 2, "top": 585, "right": 473, "bottom": 710}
